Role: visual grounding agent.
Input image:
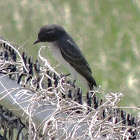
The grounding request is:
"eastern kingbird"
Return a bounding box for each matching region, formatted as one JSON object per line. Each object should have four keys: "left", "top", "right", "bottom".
{"left": 34, "top": 24, "right": 97, "bottom": 90}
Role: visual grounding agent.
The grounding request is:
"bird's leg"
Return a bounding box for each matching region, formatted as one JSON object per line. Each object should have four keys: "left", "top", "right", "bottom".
{"left": 71, "top": 80, "right": 76, "bottom": 88}
{"left": 73, "top": 79, "right": 76, "bottom": 85}
{"left": 65, "top": 73, "right": 71, "bottom": 77}
{"left": 60, "top": 73, "right": 71, "bottom": 78}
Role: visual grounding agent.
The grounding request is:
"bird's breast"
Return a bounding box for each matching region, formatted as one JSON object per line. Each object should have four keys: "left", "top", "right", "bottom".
{"left": 49, "top": 42, "right": 67, "bottom": 66}
{"left": 49, "top": 42, "right": 77, "bottom": 78}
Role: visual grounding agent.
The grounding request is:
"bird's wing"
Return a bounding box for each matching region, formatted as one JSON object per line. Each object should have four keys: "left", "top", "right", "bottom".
{"left": 59, "top": 38, "right": 97, "bottom": 87}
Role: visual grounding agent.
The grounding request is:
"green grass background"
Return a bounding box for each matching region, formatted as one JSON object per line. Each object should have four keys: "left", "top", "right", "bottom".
{"left": 0, "top": 0, "right": 140, "bottom": 110}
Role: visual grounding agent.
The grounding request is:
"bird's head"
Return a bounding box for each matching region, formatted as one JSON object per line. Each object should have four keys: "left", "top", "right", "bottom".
{"left": 34, "top": 24, "right": 66, "bottom": 44}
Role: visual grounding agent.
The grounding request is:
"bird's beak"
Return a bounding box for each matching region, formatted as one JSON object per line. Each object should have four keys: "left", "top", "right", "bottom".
{"left": 33, "top": 39, "right": 40, "bottom": 44}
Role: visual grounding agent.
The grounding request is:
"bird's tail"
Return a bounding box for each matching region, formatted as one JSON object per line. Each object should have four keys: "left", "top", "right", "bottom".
{"left": 88, "top": 76, "right": 97, "bottom": 90}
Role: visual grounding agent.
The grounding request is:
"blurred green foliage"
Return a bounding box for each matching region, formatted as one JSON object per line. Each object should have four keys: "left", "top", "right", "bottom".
{"left": 0, "top": 0, "right": 140, "bottom": 108}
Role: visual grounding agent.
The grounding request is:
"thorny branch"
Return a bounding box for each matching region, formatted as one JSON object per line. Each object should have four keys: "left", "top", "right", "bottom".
{"left": 0, "top": 38, "right": 139, "bottom": 139}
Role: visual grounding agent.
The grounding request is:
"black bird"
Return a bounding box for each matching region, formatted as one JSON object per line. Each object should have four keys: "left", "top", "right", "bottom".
{"left": 34, "top": 24, "right": 97, "bottom": 90}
